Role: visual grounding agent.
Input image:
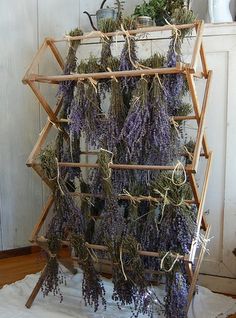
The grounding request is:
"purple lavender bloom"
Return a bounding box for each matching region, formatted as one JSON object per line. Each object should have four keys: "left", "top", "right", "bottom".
{"left": 164, "top": 39, "right": 185, "bottom": 116}
{"left": 165, "top": 268, "right": 189, "bottom": 318}
{"left": 157, "top": 205, "right": 197, "bottom": 255}
{"left": 119, "top": 39, "right": 138, "bottom": 93}
{"left": 119, "top": 90, "right": 150, "bottom": 162}
{"left": 145, "top": 82, "right": 172, "bottom": 166}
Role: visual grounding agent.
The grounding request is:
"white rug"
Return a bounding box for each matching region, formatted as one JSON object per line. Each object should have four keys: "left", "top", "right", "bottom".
{"left": 0, "top": 270, "right": 235, "bottom": 318}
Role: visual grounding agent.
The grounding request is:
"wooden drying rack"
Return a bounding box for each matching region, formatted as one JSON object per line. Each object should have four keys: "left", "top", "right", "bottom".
{"left": 23, "top": 20, "right": 212, "bottom": 313}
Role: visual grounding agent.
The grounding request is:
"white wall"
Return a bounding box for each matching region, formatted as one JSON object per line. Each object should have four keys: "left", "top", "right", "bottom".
{"left": 0, "top": 0, "right": 81, "bottom": 250}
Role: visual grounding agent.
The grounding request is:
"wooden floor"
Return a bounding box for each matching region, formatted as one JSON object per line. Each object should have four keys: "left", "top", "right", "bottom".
{"left": 0, "top": 252, "right": 235, "bottom": 317}
{"left": 0, "top": 252, "right": 45, "bottom": 287}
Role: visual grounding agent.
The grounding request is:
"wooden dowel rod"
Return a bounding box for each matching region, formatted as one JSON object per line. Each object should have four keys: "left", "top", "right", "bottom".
{"left": 26, "top": 97, "right": 63, "bottom": 166}
{"left": 186, "top": 70, "right": 209, "bottom": 159}
{"left": 188, "top": 152, "right": 212, "bottom": 263}
{"left": 57, "top": 161, "right": 193, "bottom": 172}
{"left": 22, "top": 40, "right": 48, "bottom": 84}
{"left": 52, "top": 23, "right": 197, "bottom": 43}
{"left": 191, "top": 20, "right": 204, "bottom": 71}
{"left": 32, "top": 164, "right": 54, "bottom": 190}
{"left": 75, "top": 257, "right": 165, "bottom": 276}
{"left": 197, "top": 152, "right": 213, "bottom": 227}
{"left": 29, "top": 66, "right": 184, "bottom": 83}
{"left": 36, "top": 237, "right": 190, "bottom": 262}
{"left": 192, "top": 70, "right": 212, "bottom": 172}
{"left": 199, "top": 44, "right": 208, "bottom": 78}
{"left": 27, "top": 81, "right": 58, "bottom": 122}
{"left": 58, "top": 115, "right": 197, "bottom": 124}
{"left": 79, "top": 151, "right": 205, "bottom": 157}
{"left": 173, "top": 115, "right": 197, "bottom": 121}
{"left": 194, "top": 21, "right": 208, "bottom": 78}
{"left": 71, "top": 191, "right": 196, "bottom": 204}
{"left": 47, "top": 39, "right": 65, "bottom": 71}
{"left": 187, "top": 172, "right": 200, "bottom": 205}
{"left": 29, "top": 195, "right": 54, "bottom": 242}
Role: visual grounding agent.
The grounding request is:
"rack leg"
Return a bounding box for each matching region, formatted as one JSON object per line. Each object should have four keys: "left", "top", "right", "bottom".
{"left": 187, "top": 225, "right": 211, "bottom": 312}
{"left": 25, "top": 265, "right": 48, "bottom": 308}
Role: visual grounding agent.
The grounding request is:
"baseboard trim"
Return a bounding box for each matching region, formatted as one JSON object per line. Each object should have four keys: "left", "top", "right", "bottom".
{"left": 0, "top": 246, "right": 40, "bottom": 260}
{"left": 199, "top": 273, "right": 236, "bottom": 295}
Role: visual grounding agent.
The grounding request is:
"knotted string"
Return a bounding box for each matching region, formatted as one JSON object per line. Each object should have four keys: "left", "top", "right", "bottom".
{"left": 184, "top": 145, "right": 194, "bottom": 162}
{"left": 100, "top": 148, "right": 114, "bottom": 181}
{"left": 164, "top": 19, "right": 181, "bottom": 55}
{"left": 88, "top": 77, "right": 98, "bottom": 93}
{"left": 171, "top": 160, "right": 187, "bottom": 186}
{"left": 107, "top": 67, "right": 118, "bottom": 82}
{"left": 119, "top": 245, "right": 128, "bottom": 281}
{"left": 160, "top": 251, "right": 180, "bottom": 272}
{"left": 48, "top": 117, "right": 63, "bottom": 132}
{"left": 170, "top": 117, "right": 181, "bottom": 138}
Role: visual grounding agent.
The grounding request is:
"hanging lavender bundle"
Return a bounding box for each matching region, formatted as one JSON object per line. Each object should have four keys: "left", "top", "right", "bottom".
{"left": 41, "top": 250, "right": 65, "bottom": 303}
{"left": 91, "top": 150, "right": 151, "bottom": 314}
{"left": 103, "top": 78, "right": 126, "bottom": 152}
{"left": 39, "top": 144, "right": 58, "bottom": 183}
{"left": 119, "top": 77, "right": 150, "bottom": 162}
{"left": 152, "top": 171, "right": 196, "bottom": 253}
{"left": 98, "top": 19, "right": 118, "bottom": 94}
{"left": 119, "top": 17, "right": 138, "bottom": 93}
{"left": 104, "top": 77, "right": 135, "bottom": 194}
{"left": 109, "top": 235, "right": 154, "bottom": 317}
{"left": 164, "top": 37, "right": 185, "bottom": 117}
{"left": 140, "top": 205, "right": 160, "bottom": 274}
{"left": 58, "top": 28, "right": 83, "bottom": 118}
{"left": 157, "top": 205, "right": 197, "bottom": 255}
{"left": 99, "top": 19, "right": 117, "bottom": 70}
{"left": 151, "top": 171, "right": 196, "bottom": 317}
{"left": 70, "top": 234, "right": 106, "bottom": 312}
{"left": 68, "top": 81, "right": 86, "bottom": 137}
{"left": 145, "top": 77, "right": 172, "bottom": 166}
{"left": 165, "top": 265, "right": 189, "bottom": 318}
{"left": 46, "top": 182, "right": 86, "bottom": 242}
{"left": 69, "top": 80, "right": 104, "bottom": 148}
{"left": 164, "top": 8, "right": 195, "bottom": 117}
{"left": 40, "top": 179, "right": 85, "bottom": 301}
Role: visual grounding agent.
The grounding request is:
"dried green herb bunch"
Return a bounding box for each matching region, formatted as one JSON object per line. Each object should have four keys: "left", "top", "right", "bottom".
{"left": 98, "top": 18, "right": 118, "bottom": 33}
{"left": 172, "top": 7, "right": 196, "bottom": 40}
{"left": 183, "top": 139, "right": 196, "bottom": 164}
{"left": 39, "top": 144, "right": 57, "bottom": 181}
{"left": 68, "top": 28, "right": 83, "bottom": 51}
{"left": 120, "top": 16, "right": 137, "bottom": 30}
{"left": 77, "top": 55, "right": 101, "bottom": 74}
{"left": 140, "top": 53, "right": 166, "bottom": 69}
{"left": 152, "top": 170, "right": 193, "bottom": 206}
{"left": 98, "top": 18, "right": 117, "bottom": 71}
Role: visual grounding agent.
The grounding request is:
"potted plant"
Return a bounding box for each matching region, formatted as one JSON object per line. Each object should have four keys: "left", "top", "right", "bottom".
{"left": 133, "top": 0, "right": 187, "bottom": 27}
{"left": 133, "top": 1, "right": 155, "bottom": 27}
{"left": 148, "top": 0, "right": 168, "bottom": 25}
